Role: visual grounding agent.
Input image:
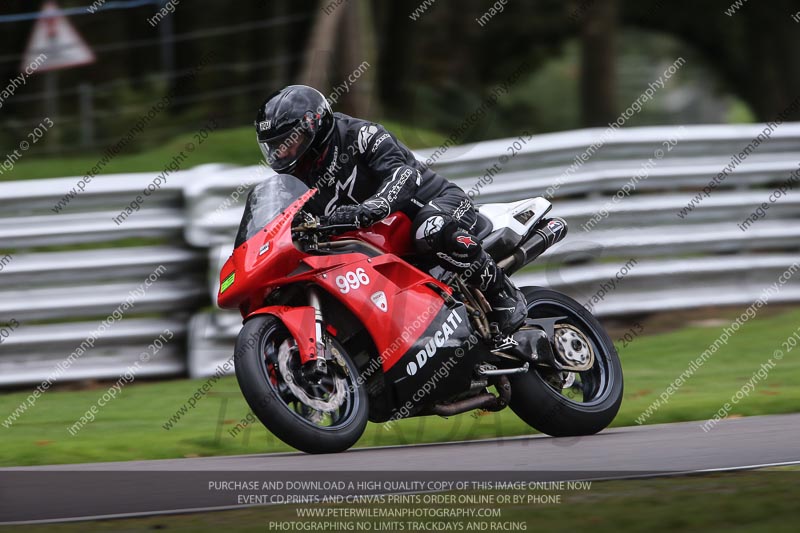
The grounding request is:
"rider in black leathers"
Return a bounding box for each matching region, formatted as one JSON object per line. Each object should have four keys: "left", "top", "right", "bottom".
{"left": 255, "top": 85, "right": 526, "bottom": 334}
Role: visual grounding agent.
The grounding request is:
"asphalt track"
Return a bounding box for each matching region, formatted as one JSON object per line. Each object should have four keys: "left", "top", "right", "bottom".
{"left": 1, "top": 413, "right": 799, "bottom": 524}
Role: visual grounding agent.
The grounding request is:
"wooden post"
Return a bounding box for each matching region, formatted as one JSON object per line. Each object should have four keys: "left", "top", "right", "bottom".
{"left": 580, "top": 0, "right": 618, "bottom": 127}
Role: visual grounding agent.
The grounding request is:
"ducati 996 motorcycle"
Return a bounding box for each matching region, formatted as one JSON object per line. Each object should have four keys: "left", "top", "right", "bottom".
{"left": 218, "top": 174, "right": 623, "bottom": 454}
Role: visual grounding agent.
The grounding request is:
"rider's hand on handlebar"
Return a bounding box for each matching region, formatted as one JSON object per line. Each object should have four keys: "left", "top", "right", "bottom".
{"left": 327, "top": 205, "right": 363, "bottom": 227}
{"left": 327, "top": 201, "right": 387, "bottom": 229}
{"left": 317, "top": 214, "right": 357, "bottom": 235}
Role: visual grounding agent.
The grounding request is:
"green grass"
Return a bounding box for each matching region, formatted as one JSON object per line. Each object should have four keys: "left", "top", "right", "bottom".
{"left": 2, "top": 122, "right": 447, "bottom": 181}
{"left": 1, "top": 307, "right": 798, "bottom": 467}
{"left": 6, "top": 469, "right": 800, "bottom": 532}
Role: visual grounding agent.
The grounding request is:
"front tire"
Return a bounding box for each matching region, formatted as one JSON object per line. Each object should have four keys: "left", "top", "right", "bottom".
{"left": 509, "top": 287, "right": 623, "bottom": 437}
{"left": 234, "top": 315, "right": 368, "bottom": 454}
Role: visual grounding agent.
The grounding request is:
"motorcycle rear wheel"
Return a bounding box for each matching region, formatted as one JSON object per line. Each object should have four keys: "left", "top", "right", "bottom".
{"left": 509, "top": 287, "right": 623, "bottom": 437}
{"left": 234, "top": 314, "right": 368, "bottom": 454}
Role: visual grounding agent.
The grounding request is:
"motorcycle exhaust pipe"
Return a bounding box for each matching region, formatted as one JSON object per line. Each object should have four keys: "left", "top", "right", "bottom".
{"left": 498, "top": 217, "right": 568, "bottom": 275}
{"left": 430, "top": 393, "right": 497, "bottom": 417}
{"left": 429, "top": 376, "right": 511, "bottom": 416}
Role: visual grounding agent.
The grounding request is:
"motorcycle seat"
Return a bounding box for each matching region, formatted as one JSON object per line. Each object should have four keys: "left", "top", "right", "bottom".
{"left": 473, "top": 212, "right": 493, "bottom": 241}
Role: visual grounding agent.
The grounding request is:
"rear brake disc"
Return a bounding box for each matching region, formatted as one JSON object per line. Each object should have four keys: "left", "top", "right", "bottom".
{"left": 553, "top": 324, "right": 595, "bottom": 372}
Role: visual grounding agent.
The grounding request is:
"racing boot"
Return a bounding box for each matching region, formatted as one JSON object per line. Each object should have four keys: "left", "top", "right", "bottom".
{"left": 465, "top": 252, "right": 527, "bottom": 335}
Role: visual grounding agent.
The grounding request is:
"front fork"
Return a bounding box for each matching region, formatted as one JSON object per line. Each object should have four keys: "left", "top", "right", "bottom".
{"left": 306, "top": 286, "right": 328, "bottom": 376}
{"left": 305, "top": 285, "right": 350, "bottom": 378}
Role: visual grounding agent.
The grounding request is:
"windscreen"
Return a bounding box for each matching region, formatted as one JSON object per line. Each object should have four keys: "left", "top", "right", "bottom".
{"left": 234, "top": 174, "right": 309, "bottom": 248}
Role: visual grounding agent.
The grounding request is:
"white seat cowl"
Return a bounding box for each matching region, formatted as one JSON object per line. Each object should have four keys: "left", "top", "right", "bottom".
{"left": 477, "top": 197, "right": 552, "bottom": 237}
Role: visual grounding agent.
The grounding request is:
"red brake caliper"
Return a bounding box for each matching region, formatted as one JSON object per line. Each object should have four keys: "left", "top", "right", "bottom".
{"left": 265, "top": 349, "right": 279, "bottom": 386}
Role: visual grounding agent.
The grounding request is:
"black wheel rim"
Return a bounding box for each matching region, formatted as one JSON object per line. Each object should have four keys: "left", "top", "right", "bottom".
{"left": 259, "top": 324, "right": 360, "bottom": 431}
{"left": 527, "top": 298, "right": 615, "bottom": 407}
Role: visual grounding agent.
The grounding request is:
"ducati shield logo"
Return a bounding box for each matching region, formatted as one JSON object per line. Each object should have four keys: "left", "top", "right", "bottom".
{"left": 405, "top": 310, "right": 463, "bottom": 376}
{"left": 371, "top": 291, "right": 388, "bottom": 312}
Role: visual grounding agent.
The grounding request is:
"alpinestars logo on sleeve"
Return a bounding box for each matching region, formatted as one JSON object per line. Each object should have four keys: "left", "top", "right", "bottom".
{"left": 452, "top": 198, "right": 472, "bottom": 221}
{"left": 456, "top": 235, "right": 477, "bottom": 248}
{"left": 372, "top": 133, "right": 391, "bottom": 152}
{"left": 318, "top": 145, "right": 339, "bottom": 186}
{"left": 357, "top": 125, "right": 378, "bottom": 154}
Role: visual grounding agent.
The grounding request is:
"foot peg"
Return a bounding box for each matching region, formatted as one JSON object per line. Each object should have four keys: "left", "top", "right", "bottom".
{"left": 493, "top": 327, "right": 555, "bottom": 365}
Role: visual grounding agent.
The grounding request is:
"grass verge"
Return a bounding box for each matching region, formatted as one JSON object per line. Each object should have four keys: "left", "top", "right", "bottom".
{"left": 1, "top": 306, "right": 798, "bottom": 467}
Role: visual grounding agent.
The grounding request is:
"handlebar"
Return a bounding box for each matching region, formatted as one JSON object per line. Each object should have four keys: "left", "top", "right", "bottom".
{"left": 291, "top": 219, "right": 358, "bottom": 235}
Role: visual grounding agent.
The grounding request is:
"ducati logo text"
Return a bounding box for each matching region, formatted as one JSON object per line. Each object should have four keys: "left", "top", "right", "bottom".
{"left": 406, "top": 310, "right": 463, "bottom": 376}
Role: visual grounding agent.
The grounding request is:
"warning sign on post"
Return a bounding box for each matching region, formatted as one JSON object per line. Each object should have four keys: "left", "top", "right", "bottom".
{"left": 22, "top": 1, "right": 96, "bottom": 73}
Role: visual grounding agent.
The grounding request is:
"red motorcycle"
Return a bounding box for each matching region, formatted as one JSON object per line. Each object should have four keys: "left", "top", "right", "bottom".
{"left": 218, "top": 174, "right": 622, "bottom": 453}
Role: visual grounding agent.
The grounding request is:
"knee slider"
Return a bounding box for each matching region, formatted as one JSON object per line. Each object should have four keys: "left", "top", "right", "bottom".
{"left": 414, "top": 213, "right": 453, "bottom": 252}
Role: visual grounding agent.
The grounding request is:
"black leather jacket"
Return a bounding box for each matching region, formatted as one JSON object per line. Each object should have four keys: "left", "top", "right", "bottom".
{"left": 301, "top": 113, "right": 451, "bottom": 218}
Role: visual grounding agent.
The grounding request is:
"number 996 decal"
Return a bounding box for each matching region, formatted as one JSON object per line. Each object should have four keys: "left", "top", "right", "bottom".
{"left": 335, "top": 267, "right": 370, "bottom": 294}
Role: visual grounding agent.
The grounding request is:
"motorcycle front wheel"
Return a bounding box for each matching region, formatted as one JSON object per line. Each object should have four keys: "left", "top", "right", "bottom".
{"left": 234, "top": 314, "right": 368, "bottom": 454}
{"left": 509, "top": 287, "right": 623, "bottom": 437}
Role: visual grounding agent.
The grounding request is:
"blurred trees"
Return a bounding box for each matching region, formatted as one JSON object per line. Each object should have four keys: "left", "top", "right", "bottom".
{"left": 367, "top": 0, "right": 800, "bottom": 131}
{"left": 625, "top": 0, "right": 800, "bottom": 121}
{"left": 1, "top": 0, "right": 798, "bottom": 154}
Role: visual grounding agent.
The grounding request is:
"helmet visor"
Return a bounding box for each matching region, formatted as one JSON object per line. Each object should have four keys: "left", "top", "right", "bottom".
{"left": 259, "top": 129, "right": 314, "bottom": 172}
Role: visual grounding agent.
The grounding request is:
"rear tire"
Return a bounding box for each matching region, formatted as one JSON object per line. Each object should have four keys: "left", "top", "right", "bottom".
{"left": 509, "top": 287, "right": 623, "bottom": 437}
{"left": 234, "top": 315, "right": 368, "bottom": 454}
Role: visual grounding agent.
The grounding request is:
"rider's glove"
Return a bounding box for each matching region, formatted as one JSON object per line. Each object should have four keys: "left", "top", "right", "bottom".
{"left": 328, "top": 200, "right": 388, "bottom": 228}
{"left": 327, "top": 205, "right": 363, "bottom": 227}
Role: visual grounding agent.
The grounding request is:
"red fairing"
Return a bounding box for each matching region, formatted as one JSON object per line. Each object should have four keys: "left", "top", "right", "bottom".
{"left": 217, "top": 188, "right": 317, "bottom": 312}
{"left": 218, "top": 188, "right": 452, "bottom": 372}
{"left": 332, "top": 213, "right": 415, "bottom": 256}
{"left": 303, "top": 254, "right": 446, "bottom": 371}
{"left": 245, "top": 305, "right": 318, "bottom": 364}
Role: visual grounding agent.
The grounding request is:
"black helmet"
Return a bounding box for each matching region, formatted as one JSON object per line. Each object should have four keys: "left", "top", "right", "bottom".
{"left": 255, "top": 85, "right": 335, "bottom": 176}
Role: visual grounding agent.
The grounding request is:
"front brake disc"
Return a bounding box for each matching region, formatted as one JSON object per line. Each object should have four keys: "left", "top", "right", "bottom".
{"left": 277, "top": 340, "right": 347, "bottom": 412}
